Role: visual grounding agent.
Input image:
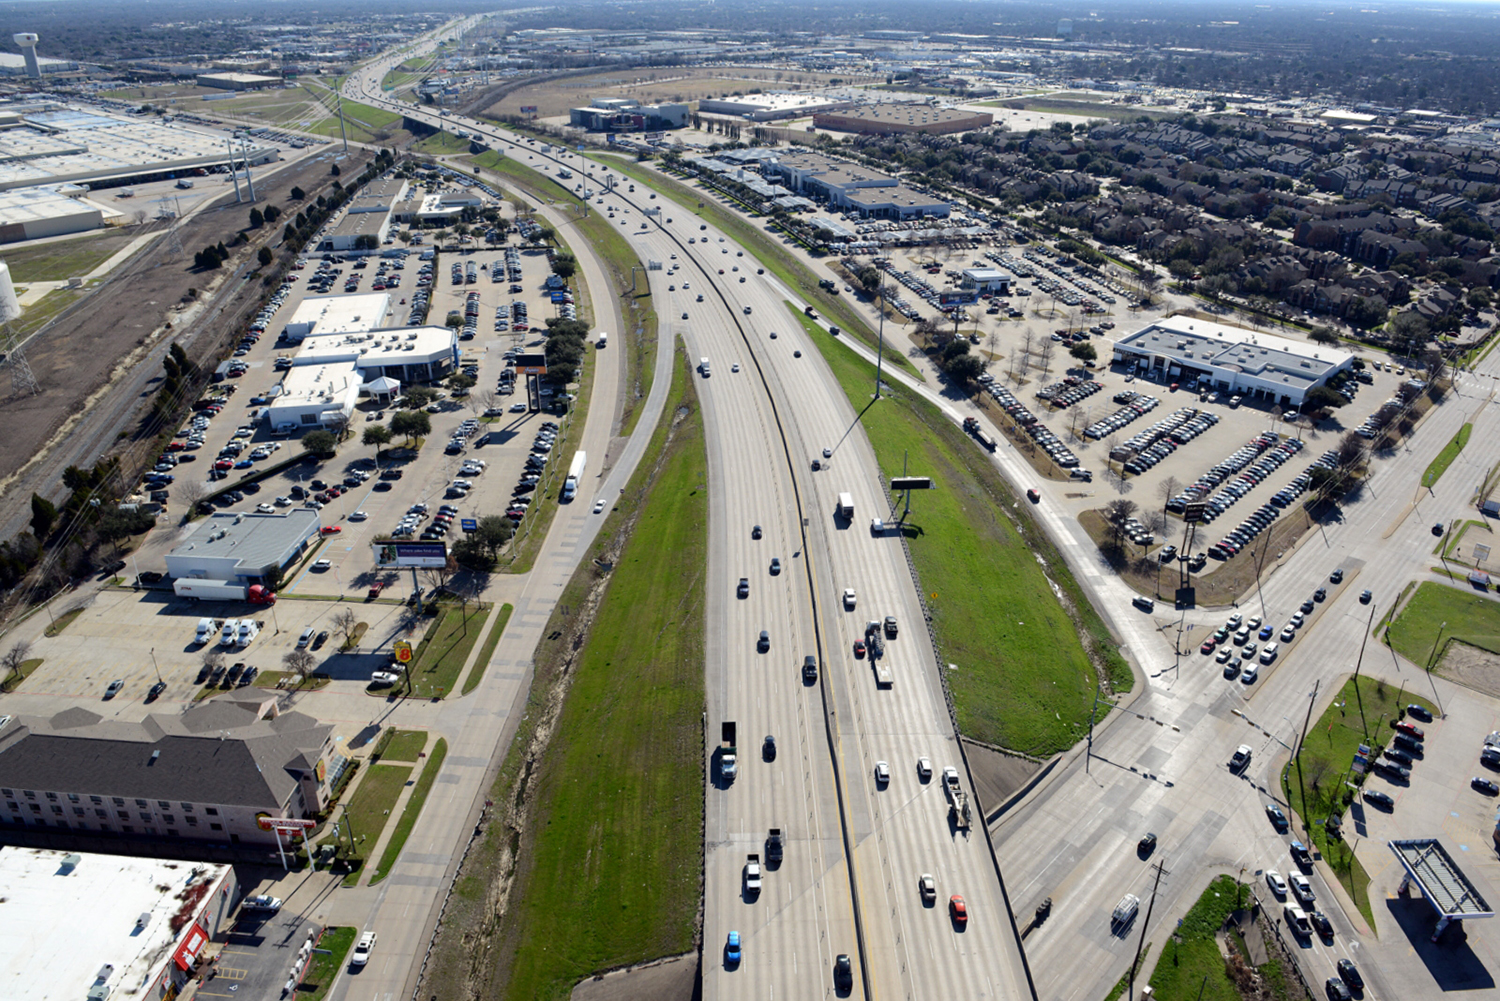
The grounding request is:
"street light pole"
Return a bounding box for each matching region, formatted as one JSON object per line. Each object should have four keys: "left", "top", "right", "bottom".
{"left": 149, "top": 648, "right": 163, "bottom": 683}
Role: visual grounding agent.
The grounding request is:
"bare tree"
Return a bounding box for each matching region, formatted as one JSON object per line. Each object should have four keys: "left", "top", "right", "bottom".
{"left": 332, "top": 607, "right": 358, "bottom": 647}
{"left": 475, "top": 389, "right": 499, "bottom": 415}
{"left": 420, "top": 557, "right": 457, "bottom": 595}
{"left": 283, "top": 649, "right": 317, "bottom": 684}
{"left": 1037, "top": 337, "right": 1056, "bottom": 376}
{"left": 1158, "top": 475, "right": 1181, "bottom": 512}
{"left": 1336, "top": 431, "right": 1368, "bottom": 470}
{"left": 1103, "top": 498, "right": 1138, "bottom": 546}
{"left": 1142, "top": 509, "right": 1167, "bottom": 536}
{"left": 178, "top": 479, "right": 207, "bottom": 510}
{"left": 1, "top": 640, "right": 32, "bottom": 685}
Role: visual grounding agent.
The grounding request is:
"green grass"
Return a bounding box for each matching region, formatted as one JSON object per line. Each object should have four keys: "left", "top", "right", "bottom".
{"left": 11, "top": 288, "right": 82, "bottom": 339}
{"left": 1386, "top": 580, "right": 1500, "bottom": 664}
{"left": 43, "top": 608, "right": 83, "bottom": 638}
{"left": 0, "top": 658, "right": 42, "bottom": 693}
{"left": 405, "top": 603, "right": 491, "bottom": 698}
{"left": 1436, "top": 518, "right": 1488, "bottom": 557}
{"left": 296, "top": 926, "right": 356, "bottom": 1000}
{"left": 493, "top": 346, "right": 706, "bottom": 1000}
{"left": 461, "top": 602, "right": 513, "bottom": 695}
{"left": 412, "top": 131, "right": 473, "bottom": 154}
{"left": 791, "top": 306, "right": 1127, "bottom": 755}
{"left": 336, "top": 763, "right": 412, "bottom": 874}
{"left": 379, "top": 729, "right": 429, "bottom": 762}
{"left": 1143, "top": 876, "right": 1248, "bottom": 1001}
{"left": 1282, "top": 676, "right": 1435, "bottom": 930}
{"left": 2, "top": 231, "right": 134, "bottom": 282}
{"left": 370, "top": 738, "right": 448, "bottom": 885}
{"left": 1423, "top": 422, "right": 1472, "bottom": 488}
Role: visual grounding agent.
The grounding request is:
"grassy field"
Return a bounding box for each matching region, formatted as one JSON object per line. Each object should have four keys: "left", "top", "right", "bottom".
{"left": 1142, "top": 876, "right": 1251, "bottom": 1001}
{"left": 407, "top": 603, "right": 492, "bottom": 698}
{"left": 11, "top": 288, "right": 83, "bottom": 339}
{"left": 371, "top": 738, "right": 448, "bottom": 885}
{"left": 792, "top": 306, "right": 1129, "bottom": 755}
{"left": 1386, "top": 581, "right": 1500, "bottom": 663}
{"left": 297, "top": 926, "right": 356, "bottom": 1001}
{"left": 379, "top": 729, "right": 429, "bottom": 762}
{"left": 494, "top": 347, "right": 705, "bottom": 1000}
{"left": 339, "top": 762, "right": 412, "bottom": 867}
{"left": 413, "top": 131, "right": 473, "bottom": 155}
{"left": 461, "top": 602, "right": 514, "bottom": 695}
{"left": 1282, "top": 675, "right": 1436, "bottom": 929}
{"left": 482, "top": 67, "right": 856, "bottom": 120}
{"left": 1423, "top": 422, "right": 1472, "bottom": 489}
{"left": 0, "top": 658, "right": 42, "bottom": 693}
{"left": 2, "top": 231, "right": 137, "bottom": 282}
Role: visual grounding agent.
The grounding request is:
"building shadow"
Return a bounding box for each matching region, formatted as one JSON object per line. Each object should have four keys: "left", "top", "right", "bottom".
{"left": 1385, "top": 897, "right": 1495, "bottom": 990}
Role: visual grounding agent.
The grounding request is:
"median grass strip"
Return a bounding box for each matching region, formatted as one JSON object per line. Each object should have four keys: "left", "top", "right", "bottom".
{"left": 461, "top": 602, "right": 514, "bottom": 696}
{"left": 792, "top": 305, "right": 1129, "bottom": 756}
{"left": 370, "top": 738, "right": 448, "bottom": 885}
{"left": 1141, "top": 875, "right": 1251, "bottom": 1001}
{"left": 1422, "top": 422, "right": 1472, "bottom": 488}
{"left": 43, "top": 608, "right": 83, "bottom": 638}
{"left": 379, "top": 729, "right": 429, "bottom": 762}
{"left": 1386, "top": 580, "right": 1500, "bottom": 664}
{"left": 296, "top": 926, "right": 356, "bottom": 1001}
{"left": 408, "top": 603, "right": 492, "bottom": 698}
{"left": 1282, "top": 675, "right": 1435, "bottom": 930}
{"left": 336, "top": 762, "right": 412, "bottom": 884}
{"left": 417, "top": 348, "right": 704, "bottom": 1001}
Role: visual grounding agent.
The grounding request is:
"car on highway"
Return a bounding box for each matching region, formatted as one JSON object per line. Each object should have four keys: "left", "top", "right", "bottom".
{"left": 1241, "top": 664, "right": 1259, "bottom": 684}
{"left": 949, "top": 895, "right": 968, "bottom": 926}
{"left": 725, "top": 931, "right": 741, "bottom": 965}
{"left": 737, "top": 578, "right": 749, "bottom": 598}
{"left": 1231, "top": 744, "right": 1252, "bottom": 770}
{"left": 1265, "top": 870, "right": 1287, "bottom": 896}
{"left": 1310, "top": 909, "right": 1333, "bottom": 939}
{"left": 1336, "top": 959, "right": 1363, "bottom": 990}
{"left": 757, "top": 630, "right": 769, "bottom": 652}
{"left": 917, "top": 757, "right": 932, "bottom": 781}
{"left": 874, "top": 761, "right": 890, "bottom": 784}
{"left": 919, "top": 873, "right": 936, "bottom": 902}
{"left": 763, "top": 735, "right": 776, "bottom": 761}
{"left": 843, "top": 588, "right": 856, "bottom": 609}
{"left": 1216, "top": 647, "right": 1233, "bottom": 664}
{"left": 1201, "top": 640, "right": 1216, "bottom": 655}
{"left": 1290, "top": 873, "right": 1315, "bottom": 906}
{"left": 352, "top": 930, "right": 377, "bottom": 966}
{"left": 1325, "top": 977, "right": 1351, "bottom": 1001}
{"left": 1359, "top": 589, "right": 1372, "bottom": 603}
{"left": 1223, "top": 659, "right": 1241, "bottom": 679}
{"left": 1138, "top": 833, "right": 1157, "bottom": 856}
{"left": 853, "top": 639, "right": 866, "bottom": 658}
{"left": 751, "top": 525, "right": 762, "bottom": 539}
{"left": 834, "top": 954, "right": 852, "bottom": 988}
{"left": 769, "top": 557, "right": 781, "bottom": 575}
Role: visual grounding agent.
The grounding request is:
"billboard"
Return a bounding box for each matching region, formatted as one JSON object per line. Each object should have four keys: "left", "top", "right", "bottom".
{"left": 515, "top": 352, "right": 548, "bottom": 375}
{"left": 373, "top": 541, "right": 449, "bottom": 568}
{"left": 520, "top": 105, "right": 538, "bottom": 116}
{"left": 939, "top": 290, "right": 978, "bottom": 306}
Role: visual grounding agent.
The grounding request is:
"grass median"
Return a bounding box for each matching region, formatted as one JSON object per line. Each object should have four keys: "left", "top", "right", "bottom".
{"left": 296, "top": 926, "right": 356, "bottom": 1001}
{"left": 335, "top": 762, "right": 412, "bottom": 884}
{"left": 461, "top": 602, "right": 513, "bottom": 696}
{"left": 1422, "top": 422, "right": 1472, "bottom": 489}
{"left": 1386, "top": 580, "right": 1500, "bottom": 664}
{"left": 371, "top": 738, "right": 448, "bottom": 885}
{"left": 1282, "top": 675, "right": 1436, "bottom": 929}
{"left": 1139, "top": 875, "right": 1254, "bottom": 1001}
{"left": 792, "top": 306, "right": 1130, "bottom": 756}
{"left": 407, "top": 602, "right": 491, "bottom": 698}
{"left": 418, "top": 346, "right": 705, "bottom": 1001}
{"left": 379, "top": 729, "right": 428, "bottom": 762}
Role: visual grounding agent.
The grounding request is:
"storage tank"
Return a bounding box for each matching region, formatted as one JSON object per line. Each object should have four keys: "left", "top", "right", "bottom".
{"left": 0, "top": 261, "right": 19, "bottom": 325}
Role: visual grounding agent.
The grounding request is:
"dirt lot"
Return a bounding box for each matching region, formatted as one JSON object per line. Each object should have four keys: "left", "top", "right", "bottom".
{"left": 1436, "top": 640, "right": 1500, "bottom": 700}
{"left": 0, "top": 148, "right": 371, "bottom": 541}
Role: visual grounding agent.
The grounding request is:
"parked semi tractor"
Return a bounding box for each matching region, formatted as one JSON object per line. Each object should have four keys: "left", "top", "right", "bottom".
{"left": 719, "top": 721, "right": 738, "bottom": 781}
{"left": 562, "top": 450, "right": 587, "bottom": 502}
{"left": 174, "top": 580, "right": 277, "bottom": 604}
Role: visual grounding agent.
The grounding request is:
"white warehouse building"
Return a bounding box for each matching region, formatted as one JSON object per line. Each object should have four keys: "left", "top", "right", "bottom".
{"left": 1112, "top": 319, "right": 1353, "bottom": 408}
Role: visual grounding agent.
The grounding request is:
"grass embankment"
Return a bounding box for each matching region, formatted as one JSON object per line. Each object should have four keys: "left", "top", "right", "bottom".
{"left": 461, "top": 602, "right": 514, "bottom": 695}
{"left": 405, "top": 602, "right": 493, "bottom": 698}
{"left": 1142, "top": 876, "right": 1256, "bottom": 1001}
{"left": 0, "top": 658, "right": 42, "bottom": 693}
{"left": 296, "top": 926, "right": 356, "bottom": 1001}
{"left": 792, "top": 306, "right": 1129, "bottom": 755}
{"left": 1282, "top": 676, "right": 1436, "bottom": 930}
{"left": 1386, "top": 580, "right": 1500, "bottom": 664}
{"left": 419, "top": 348, "right": 705, "bottom": 1001}
{"left": 334, "top": 762, "right": 412, "bottom": 883}
{"left": 568, "top": 144, "right": 916, "bottom": 375}
{"left": 11, "top": 288, "right": 82, "bottom": 338}
{"left": 2, "top": 231, "right": 135, "bottom": 282}
{"left": 412, "top": 131, "right": 473, "bottom": 155}
{"left": 371, "top": 738, "right": 448, "bottom": 885}
{"left": 1422, "top": 422, "right": 1472, "bottom": 489}
{"left": 43, "top": 608, "right": 83, "bottom": 637}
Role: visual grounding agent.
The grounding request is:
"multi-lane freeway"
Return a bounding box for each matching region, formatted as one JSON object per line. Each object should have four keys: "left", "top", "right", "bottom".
{"left": 333, "top": 26, "right": 1500, "bottom": 1001}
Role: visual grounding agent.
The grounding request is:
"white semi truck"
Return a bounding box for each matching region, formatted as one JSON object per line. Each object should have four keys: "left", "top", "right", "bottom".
{"left": 562, "top": 450, "right": 586, "bottom": 502}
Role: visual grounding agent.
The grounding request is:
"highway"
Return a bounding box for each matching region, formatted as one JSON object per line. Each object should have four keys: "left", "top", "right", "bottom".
{"left": 340, "top": 33, "right": 1036, "bottom": 1001}
{"left": 341, "top": 26, "right": 1500, "bottom": 1001}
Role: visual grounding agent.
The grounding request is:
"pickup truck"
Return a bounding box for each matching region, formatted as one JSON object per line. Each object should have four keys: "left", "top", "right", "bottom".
{"left": 767, "top": 828, "right": 783, "bottom": 864}
{"left": 720, "top": 721, "right": 738, "bottom": 781}
{"left": 744, "top": 854, "right": 762, "bottom": 894}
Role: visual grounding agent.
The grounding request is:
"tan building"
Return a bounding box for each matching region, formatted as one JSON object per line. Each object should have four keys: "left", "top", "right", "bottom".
{"left": 814, "top": 103, "right": 993, "bottom": 136}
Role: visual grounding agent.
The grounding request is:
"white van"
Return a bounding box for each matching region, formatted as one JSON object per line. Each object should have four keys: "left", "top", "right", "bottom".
{"left": 700, "top": 357, "right": 711, "bottom": 377}
{"left": 1259, "top": 643, "right": 1279, "bottom": 664}
{"left": 1112, "top": 894, "right": 1140, "bottom": 927}
{"left": 298, "top": 626, "right": 315, "bottom": 649}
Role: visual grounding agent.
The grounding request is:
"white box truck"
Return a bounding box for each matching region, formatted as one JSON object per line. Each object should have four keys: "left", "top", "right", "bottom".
{"left": 836, "top": 493, "right": 854, "bottom": 519}
{"left": 596, "top": 331, "right": 608, "bottom": 349}
{"left": 562, "top": 450, "right": 586, "bottom": 502}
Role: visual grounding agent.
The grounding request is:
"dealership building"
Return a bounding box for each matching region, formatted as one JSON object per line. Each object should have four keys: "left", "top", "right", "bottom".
{"left": 0, "top": 848, "right": 238, "bottom": 1001}
{"left": 759, "top": 151, "right": 951, "bottom": 219}
{"left": 569, "top": 97, "right": 689, "bottom": 132}
{"left": 1111, "top": 319, "right": 1353, "bottom": 408}
{"left": 813, "top": 103, "right": 993, "bottom": 136}
{"left": 166, "top": 510, "right": 321, "bottom": 583}
{"left": 698, "top": 93, "right": 852, "bottom": 121}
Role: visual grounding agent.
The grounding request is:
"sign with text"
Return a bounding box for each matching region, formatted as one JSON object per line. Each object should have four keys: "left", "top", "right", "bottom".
{"left": 890, "top": 477, "right": 934, "bottom": 491}
{"left": 393, "top": 640, "right": 414, "bottom": 664}
{"left": 515, "top": 352, "right": 548, "bottom": 376}
{"left": 373, "top": 541, "right": 449, "bottom": 568}
{"left": 461, "top": 518, "right": 478, "bottom": 532}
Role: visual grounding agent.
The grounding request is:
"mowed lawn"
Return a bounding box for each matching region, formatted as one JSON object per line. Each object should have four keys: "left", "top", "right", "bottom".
{"left": 499, "top": 351, "right": 707, "bottom": 1000}
{"left": 1387, "top": 581, "right": 1500, "bottom": 664}
{"left": 793, "top": 308, "right": 1126, "bottom": 755}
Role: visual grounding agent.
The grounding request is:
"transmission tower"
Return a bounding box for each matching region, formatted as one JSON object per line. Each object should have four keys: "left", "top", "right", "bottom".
{"left": 9, "top": 346, "right": 39, "bottom": 396}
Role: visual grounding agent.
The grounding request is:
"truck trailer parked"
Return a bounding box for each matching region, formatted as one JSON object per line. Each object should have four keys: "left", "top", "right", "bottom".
{"left": 174, "top": 579, "right": 277, "bottom": 604}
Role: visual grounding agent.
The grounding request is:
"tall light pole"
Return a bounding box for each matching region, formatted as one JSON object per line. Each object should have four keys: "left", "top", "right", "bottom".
{"left": 875, "top": 282, "right": 890, "bottom": 399}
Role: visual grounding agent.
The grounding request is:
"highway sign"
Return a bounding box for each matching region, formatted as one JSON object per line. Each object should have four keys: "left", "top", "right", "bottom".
{"left": 890, "top": 477, "right": 934, "bottom": 491}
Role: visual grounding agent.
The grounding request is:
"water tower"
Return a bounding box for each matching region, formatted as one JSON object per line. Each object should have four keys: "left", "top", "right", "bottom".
{"left": 13, "top": 33, "right": 40, "bottom": 78}
{"left": 0, "top": 261, "right": 19, "bottom": 325}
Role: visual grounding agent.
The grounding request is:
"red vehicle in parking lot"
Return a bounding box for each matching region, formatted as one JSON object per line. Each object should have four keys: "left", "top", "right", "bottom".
{"left": 367, "top": 581, "right": 386, "bottom": 600}
{"left": 1395, "top": 721, "right": 1425, "bottom": 739}
{"left": 1200, "top": 639, "right": 1216, "bottom": 655}
{"left": 320, "top": 526, "right": 342, "bottom": 535}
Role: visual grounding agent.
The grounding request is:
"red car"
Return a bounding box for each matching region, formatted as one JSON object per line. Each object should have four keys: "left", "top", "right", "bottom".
{"left": 214, "top": 459, "right": 233, "bottom": 470}
{"left": 1201, "top": 640, "right": 1216, "bottom": 655}
{"left": 1026, "top": 488, "right": 1040, "bottom": 503}
{"left": 320, "top": 525, "right": 342, "bottom": 535}
{"left": 949, "top": 895, "right": 968, "bottom": 925}
{"left": 366, "top": 581, "right": 386, "bottom": 600}
{"left": 1395, "top": 721, "right": 1425, "bottom": 739}
{"left": 166, "top": 441, "right": 186, "bottom": 451}
{"left": 853, "top": 640, "right": 866, "bottom": 658}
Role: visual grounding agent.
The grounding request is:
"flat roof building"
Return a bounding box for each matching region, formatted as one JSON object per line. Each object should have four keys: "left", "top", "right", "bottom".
{"left": 196, "top": 71, "right": 281, "bottom": 91}
{"left": 1112, "top": 318, "right": 1353, "bottom": 408}
{"left": 0, "top": 694, "right": 340, "bottom": 848}
{"left": 0, "top": 848, "right": 237, "bottom": 1001}
{"left": 570, "top": 97, "right": 689, "bottom": 132}
{"left": 296, "top": 325, "right": 458, "bottom": 383}
{"left": 814, "top": 103, "right": 993, "bottom": 136}
{"left": 166, "top": 509, "right": 321, "bottom": 582}
{"left": 0, "top": 186, "right": 104, "bottom": 243}
{"left": 263, "top": 363, "right": 363, "bottom": 431}
{"left": 282, "top": 291, "right": 391, "bottom": 341}
{"left": 698, "top": 93, "right": 853, "bottom": 122}
{"left": 761, "top": 150, "right": 952, "bottom": 219}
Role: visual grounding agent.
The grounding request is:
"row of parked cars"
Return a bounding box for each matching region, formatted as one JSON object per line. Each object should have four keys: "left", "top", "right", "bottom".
{"left": 1197, "top": 437, "right": 1305, "bottom": 524}
{"left": 1036, "top": 376, "right": 1102, "bottom": 410}
{"left": 509, "top": 421, "right": 561, "bottom": 522}
{"left": 983, "top": 382, "right": 1081, "bottom": 468}
{"left": 1084, "top": 393, "right": 1159, "bottom": 440}
{"left": 1167, "top": 431, "right": 1289, "bottom": 514}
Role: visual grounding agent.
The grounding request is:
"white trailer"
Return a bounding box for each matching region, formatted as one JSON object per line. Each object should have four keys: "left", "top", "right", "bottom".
{"left": 562, "top": 450, "right": 587, "bottom": 502}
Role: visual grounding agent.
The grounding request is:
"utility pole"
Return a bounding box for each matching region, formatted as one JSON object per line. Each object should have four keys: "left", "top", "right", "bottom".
{"left": 1085, "top": 684, "right": 1106, "bottom": 774}
{"left": 875, "top": 283, "right": 889, "bottom": 399}
{"left": 1292, "top": 680, "right": 1321, "bottom": 836}
{"left": 1350, "top": 601, "right": 1379, "bottom": 737}
{"left": 1128, "top": 855, "right": 1170, "bottom": 999}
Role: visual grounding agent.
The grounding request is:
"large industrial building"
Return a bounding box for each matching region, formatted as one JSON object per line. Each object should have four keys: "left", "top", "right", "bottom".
{"left": 1111, "top": 319, "right": 1353, "bottom": 408}
{"left": 314, "top": 176, "right": 407, "bottom": 251}
{"left": 0, "top": 694, "right": 341, "bottom": 847}
{"left": 698, "top": 93, "right": 853, "bottom": 121}
{"left": 195, "top": 71, "right": 281, "bottom": 91}
{"left": 569, "top": 97, "right": 689, "bottom": 132}
{"left": 758, "top": 150, "right": 951, "bottom": 219}
{"left": 814, "top": 103, "right": 993, "bottom": 136}
{"left": 0, "top": 848, "right": 238, "bottom": 1001}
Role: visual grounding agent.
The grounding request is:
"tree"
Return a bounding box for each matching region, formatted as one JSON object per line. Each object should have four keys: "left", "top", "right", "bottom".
{"left": 945, "top": 354, "right": 986, "bottom": 384}
{"left": 290, "top": 186, "right": 306, "bottom": 201}
{"left": 1389, "top": 311, "right": 1430, "bottom": 354}
{"left": 177, "top": 479, "right": 207, "bottom": 511}
{"left": 302, "top": 429, "right": 337, "bottom": 456}
{"left": 331, "top": 163, "right": 341, "bottom": 177}
{"left": 1303, "top": 386, "right": 1347, "bottom": 412}
{"left": 257, "top": 246, "right": 273, "bottom": 268}
{"left": 249, "top": 207, "right": 265, "bottom": 228}
{"left": 474, "top": 515, "right": 514, "bottom": 560}
{"left": 403, "top": 386, "right": 439, "bottom": 409}
{"left": 1335, "top": 431, "right": 1368, "bottom": 470}
{"left": 1158, "top": 475, "right": 1181, "bottom": 512}
{"left": 283, "top": 649, "right": 317, "bottom": 684}
{"left": 325, "top": 413, "right": 351, "bottom": 443}
{"left": 201, "top": 648, "right": 224, "bottom": 673}
{"left": 362, "top": 424, "right": 393, "bottom": 453}
{"left": 332, "top": 607, "right": 358, "bottom": 647}
{"left": 390, "top": 409, "right": 431, "bottom": 446}
{"left": 448, "top": 372, "right": 476, "bottom": 392}
{"left": 421, "top": 558, "right": 457, "bottom": 595}
{"left": 1, "top": 640, "right": 32, "bottom": 686}
{"left": 1103, "top": 498, "right": 1139, "bottom": 546}
{"left": 1069, "top": 341, "right": 1097, "bottom": 365}
{"left": 551, "top": 253, "right": 577, "bottom": 280}
{"left": 532, "top": 226, "right": 555, "bottom": 245}
{"left": 1308, "top": 325, "right": 1341, "bottom": 346}
{"left": 29, "top": 494, "right": 57, "bottom": 540}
